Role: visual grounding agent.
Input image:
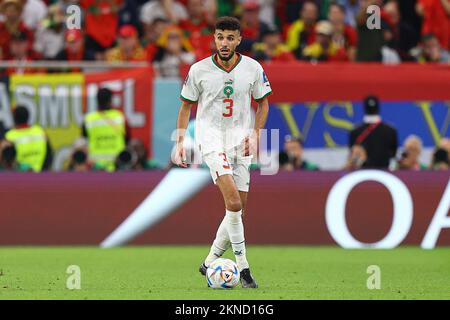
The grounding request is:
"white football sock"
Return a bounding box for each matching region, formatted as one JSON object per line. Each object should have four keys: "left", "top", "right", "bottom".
{"left": 204, "top": 215, "right": 230, "bottom": 266}
{"left": 225, "top": 209, "right": 249, "bottom": 270}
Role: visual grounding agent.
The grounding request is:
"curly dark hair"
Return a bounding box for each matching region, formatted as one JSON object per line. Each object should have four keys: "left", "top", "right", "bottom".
{"left": 215, "top": 16, "right": 241, "bottom": 33}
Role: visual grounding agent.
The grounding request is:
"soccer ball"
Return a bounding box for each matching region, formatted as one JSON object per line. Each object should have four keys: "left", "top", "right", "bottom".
{"left": 206, "top": 258, "right": 240, "bottom": 289}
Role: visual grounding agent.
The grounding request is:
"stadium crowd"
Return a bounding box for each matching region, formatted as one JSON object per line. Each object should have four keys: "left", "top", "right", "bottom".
{"left": 0, "top": 0, "right": 449, "bottom": 172}
{"left": 0, "top": 0, "right": 449, "bottom": 77}
{"left": 0, "top": 90, "right": 449, "bottom": 172}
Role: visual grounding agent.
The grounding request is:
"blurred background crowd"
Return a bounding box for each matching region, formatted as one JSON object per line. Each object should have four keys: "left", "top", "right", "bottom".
{"left": 1, "top": 89, "right": 449, "bottom": 173}
{"left": 278, "top": 96, "right": 450, "bottom": 173}
{"left": 0, "top": 0, "right": 449, "bottom": 78}
{"left": 0, "top": 0, "right": 449, "bottom": 173}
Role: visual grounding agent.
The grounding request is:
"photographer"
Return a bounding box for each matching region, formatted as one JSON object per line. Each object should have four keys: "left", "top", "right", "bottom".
{"left": 69, "top": 149, "right": 91, "bottom": 172}
{"left": 396, "top": 135, "right": 428, "bottom": 170}
{"left": 344, "top": 144, "right": 368, "bottom": 170}
{"left": 115, "top": 148, "right": 138, "bottom": 171}
{"left": 439, "top": 138, "right": 450, "bottom": 160}
{"left": 0, "top": 140, "right": 31, "bottom": 172}
{"left": 279, "top": 136, "right": 319, "bottom": 171}
{"left": 431, "top": 148, "right": 450, "bottom": 171}
{"left": 67, "top": 138, "right": 101, "bottom": 172}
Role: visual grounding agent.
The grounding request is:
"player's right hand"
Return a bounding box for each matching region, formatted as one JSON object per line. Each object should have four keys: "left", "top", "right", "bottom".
{"left": 174, "top": 144, "right": 188, "bottom": 168}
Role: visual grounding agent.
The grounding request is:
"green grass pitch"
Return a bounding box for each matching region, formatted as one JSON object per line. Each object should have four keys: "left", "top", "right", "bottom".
{"left": 0, "top": 246, "right": 449, "bottom": 300}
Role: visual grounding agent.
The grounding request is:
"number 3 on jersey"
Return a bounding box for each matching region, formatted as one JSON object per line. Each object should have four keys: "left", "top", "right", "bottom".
{"left": 223, "top": 98, "right": 233, "bottom": 117}
{"left": 219, "top": 152, "right": 231, "bottom": 169}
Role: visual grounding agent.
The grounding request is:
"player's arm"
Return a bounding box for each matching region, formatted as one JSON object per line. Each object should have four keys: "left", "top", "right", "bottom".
{"left": 174, "top": 101, "right": 193, "bottom": 167}
{"left": 254, "top": 97, "right": 269, "bottom": 139}
{"left": 246, "top": 97, "right": 269, "bottom": 156}
{"left": 441, "top": 0, "right": 450, "bottom": 16}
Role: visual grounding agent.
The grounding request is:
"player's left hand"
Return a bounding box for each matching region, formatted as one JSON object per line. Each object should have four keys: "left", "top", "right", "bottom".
{"left": 174, "top": 143, "right": 188, "bottom": 168}
{"left": 244, "top": 131, "right": 259, "bottom": 157}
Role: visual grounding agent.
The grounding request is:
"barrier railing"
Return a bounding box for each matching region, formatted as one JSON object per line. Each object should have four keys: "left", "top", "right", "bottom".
{"left": 0, "top": 61, "right": 150, "bottom": 69}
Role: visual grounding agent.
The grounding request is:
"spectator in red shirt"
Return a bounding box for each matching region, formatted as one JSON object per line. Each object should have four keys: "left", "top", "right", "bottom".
{"left": 416, "top": 0, "right": 450, "bottom": 50}
{"left": 5, "top": 31, "right": 37, "bottom": 75}
{"left": 55, "top": 29, "right": 95, "bottom": 61}
{"left": 80, "top": 0, "right": 123, "bottom": 60}
{"left": 0, "top": 0, "right": 33, "bottom": 60}
{"left": 106, "top": 25, "right": 147, "bottom": 62}
{"left": 328, "top": 1, "right": 357, "bottom": 61}
{"left": 180, "top": 0, "right": 214, "bottom": 33}
{"left": 179, "top": 0, "right": 215, "bottom": 60}
{"left": 239, "top": 0, "right": 270, "bottom": 55}
{"left": 54, "top": 29, "right": 95, "bottom": 72}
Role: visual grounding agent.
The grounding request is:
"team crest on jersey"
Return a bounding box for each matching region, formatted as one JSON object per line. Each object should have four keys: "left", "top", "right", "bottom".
{"left": 223, "top": 85, "right": 234, "bottom": 98}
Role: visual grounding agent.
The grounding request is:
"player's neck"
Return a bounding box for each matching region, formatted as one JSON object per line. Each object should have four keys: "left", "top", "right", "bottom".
{"left": 216, "top": 52, "right": 239, "bottom": 70}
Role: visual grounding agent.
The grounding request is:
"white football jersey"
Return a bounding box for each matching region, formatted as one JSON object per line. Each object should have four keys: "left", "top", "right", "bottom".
{"left": 180, "top": 53, "right": 272, "bottom": 156}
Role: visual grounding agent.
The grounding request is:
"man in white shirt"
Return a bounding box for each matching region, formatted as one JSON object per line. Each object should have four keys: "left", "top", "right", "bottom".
{"left": 22, "top": 0, "right": 47, "bottom": 29}
{"left": 140, "top": 0, "right": 188, "bottom": 26}
{"left": 174, "top": 16, "right": 271, "bottom": 288}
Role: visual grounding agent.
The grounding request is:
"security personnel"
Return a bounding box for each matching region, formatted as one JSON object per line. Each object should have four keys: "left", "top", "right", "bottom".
{"left": 349, "top": 96, "right": 398, "bottom": 169}
{"left": 83, "top": 88, "right": 128, "bottom": 171}
{"left": 5, "top": 106, "right": 53, "bottom": 172}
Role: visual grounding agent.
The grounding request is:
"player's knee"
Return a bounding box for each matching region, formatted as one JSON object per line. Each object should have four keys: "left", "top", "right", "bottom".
{"left": 226, "top": 198, "right": 242, "bottom": 212}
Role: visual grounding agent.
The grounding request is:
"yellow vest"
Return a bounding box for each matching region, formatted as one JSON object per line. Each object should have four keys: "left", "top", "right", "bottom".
{"left": 5, "top": 125, "right": 47, "bottom": 172}
{"left": 84, "top": 109, "right": 126, "bottom": 171}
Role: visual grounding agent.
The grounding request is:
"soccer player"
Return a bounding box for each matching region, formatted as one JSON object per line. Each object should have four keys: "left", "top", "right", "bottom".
{"left": 174, "top": 16, "right": 272, "bottom": 288}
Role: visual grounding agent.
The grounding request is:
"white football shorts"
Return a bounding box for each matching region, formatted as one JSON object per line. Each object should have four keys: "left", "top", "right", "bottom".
{"left": 202, "top": 151, "right": 253, "bottom": 192}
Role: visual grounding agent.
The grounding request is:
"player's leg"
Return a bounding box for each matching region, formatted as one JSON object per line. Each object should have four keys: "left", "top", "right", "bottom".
{"left": 200, "top": 152, "right": 234, "bottom": 275}
{"left": 204, "top": 186, "right": 247, "bottom": 269}
{"left": 200, "top": 212, "right": 230, "bottom": 273}
{"left": 201, "top": 153, "right": 257, "bottom": 288}
{"left": 215, "top": 174, "right": 250, "bottom": 271}
{"left": 239, "top": 191, "right": 247, "bottom": 217}
{"left": 232, "top": 161, "right": 258, "bottom": 288}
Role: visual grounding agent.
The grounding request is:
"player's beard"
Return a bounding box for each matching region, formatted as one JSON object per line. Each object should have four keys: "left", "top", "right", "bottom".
{"left": 217, "top": 50, "right": 235, "bottom": 62}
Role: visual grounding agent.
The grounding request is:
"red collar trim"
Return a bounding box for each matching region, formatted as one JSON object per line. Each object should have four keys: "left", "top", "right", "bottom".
{"left": 212, "top": 52, "right": 242, "bottom": 73}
